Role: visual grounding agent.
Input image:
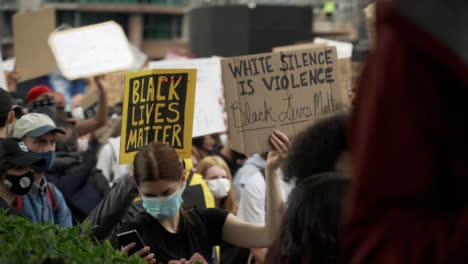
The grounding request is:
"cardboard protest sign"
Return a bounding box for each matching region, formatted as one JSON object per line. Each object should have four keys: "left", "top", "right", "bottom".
{"left": 87, "top": 71, "right": 127, "bottom": 107}
{"left": 49, "top": 21, "right": 135, "bottom": 80}
{"left": 149, "top": 58, "right": 225, "bottom": 137}
{"left": 222, "top": 47, "right": 345, "bottom": 154}
{"left": 120, "top": 69, "right": 197, "bottom": 164}
{"left": 13, "top": 8, "right": 57, "bottom": 82}
{"left": 275, "top": 41, "right": 353, "bottom": 111}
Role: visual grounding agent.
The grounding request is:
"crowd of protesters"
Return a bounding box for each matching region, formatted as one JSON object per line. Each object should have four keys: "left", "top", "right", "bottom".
{"left": 1, "top": 1, "right": 467, "bottom": 263}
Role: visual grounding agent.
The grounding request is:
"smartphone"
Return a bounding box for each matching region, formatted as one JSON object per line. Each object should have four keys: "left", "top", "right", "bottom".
{"left": 117, "top": 230, "right": 146, "bottom": 256}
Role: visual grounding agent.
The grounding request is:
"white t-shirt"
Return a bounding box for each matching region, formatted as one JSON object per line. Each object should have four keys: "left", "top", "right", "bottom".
{"left": 237, "top": 170, "right": 294, "bottom": 225}
{"left": 96, "top": 136, "right": 130, "bottom": 187}
{"left": 233, "top": 154, "right": 266, "bottom": 203}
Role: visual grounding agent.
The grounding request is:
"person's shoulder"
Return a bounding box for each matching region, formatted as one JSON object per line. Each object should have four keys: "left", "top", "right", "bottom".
{"left": 243, "top": 172, "right": 266, "bottom": 192}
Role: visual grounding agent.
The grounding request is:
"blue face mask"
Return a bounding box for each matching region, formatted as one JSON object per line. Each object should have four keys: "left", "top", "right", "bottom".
{"left": 30, "top": 151, "right": 55, "bottom": 172}
{"left": 141, "top": 183, "right": 186, "bottom": 220}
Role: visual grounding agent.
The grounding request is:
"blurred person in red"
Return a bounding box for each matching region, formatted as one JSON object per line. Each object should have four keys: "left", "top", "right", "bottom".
{"left": 341, "top": 1, "right": 468, "bottom": 263}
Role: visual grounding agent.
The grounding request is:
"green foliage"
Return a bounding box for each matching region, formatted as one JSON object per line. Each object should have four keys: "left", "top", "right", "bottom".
{"left": 0, "top": 210, "right": 145, "bottom": 264}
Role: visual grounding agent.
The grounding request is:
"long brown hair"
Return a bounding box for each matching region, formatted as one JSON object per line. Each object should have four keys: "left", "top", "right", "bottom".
{"left": 197, "top": 156, "right": 238, "bottom": 214}
{"left": 133, "top": 142, "right": 183, "bottom": 185}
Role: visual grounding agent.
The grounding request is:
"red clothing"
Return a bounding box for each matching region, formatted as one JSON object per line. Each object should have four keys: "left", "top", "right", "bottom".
{"left": 342, "top": 1, "right": 468, "bottom": 264}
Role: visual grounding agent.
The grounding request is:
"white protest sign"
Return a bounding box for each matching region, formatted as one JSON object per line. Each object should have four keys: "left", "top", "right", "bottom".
{"left": 3, "top": 58, "right": 15, "bottom": 72}
{"left": 149, "top": 57, "right": 225, "bottom": 138}
{"left": 314, "top": 38, "right": 353, "bottom": 59}
{"left": 130, "top": 44, "right": 148, "bottom": 72}
{"left": 49, "top": 21, "right": 135, "bottom": 80}
{"left": 0, "top": 49, "right": 7, "bottom": 90}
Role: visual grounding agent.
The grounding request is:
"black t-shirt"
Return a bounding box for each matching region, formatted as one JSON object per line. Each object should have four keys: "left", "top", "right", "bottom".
{"left": 117, "top": 207, "right": 229, "bottom": 264}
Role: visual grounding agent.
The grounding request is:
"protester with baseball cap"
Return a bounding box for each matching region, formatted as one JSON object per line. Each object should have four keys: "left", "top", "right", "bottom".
{"left": 0, "top": 138, "right": 46, "bottom": 214}
{"left": 13, "top": 113, "right": 73, "bottom": 227}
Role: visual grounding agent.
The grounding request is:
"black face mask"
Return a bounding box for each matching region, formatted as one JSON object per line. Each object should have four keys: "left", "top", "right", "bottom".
{"left": 56, "top": 129, "right": 78, "bottom": 153}
{"left": 3, "top": 171, "right": 34, "bottom": 195}
{"left": 29, "top": 98, "right": 56, "bottom": 122}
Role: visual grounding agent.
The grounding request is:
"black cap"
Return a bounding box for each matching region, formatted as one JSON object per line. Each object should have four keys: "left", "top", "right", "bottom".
{"left": 0, "top": 138, "right": 46, "bottom": 167}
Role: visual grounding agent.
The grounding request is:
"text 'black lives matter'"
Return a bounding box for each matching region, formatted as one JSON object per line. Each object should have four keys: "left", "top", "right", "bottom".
{"left": 125, "top": 73, "right": 188, "bottom": 152}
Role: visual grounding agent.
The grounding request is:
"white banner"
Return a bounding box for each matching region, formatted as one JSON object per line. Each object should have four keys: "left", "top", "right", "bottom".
{"left": 149, "top": 57, "right": 225, "bottom": 138}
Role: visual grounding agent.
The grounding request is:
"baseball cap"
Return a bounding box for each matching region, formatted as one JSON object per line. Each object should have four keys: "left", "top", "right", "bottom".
{"left": 0, "top": 138, "right": 46, "bottom": 167}
{"left": 13, "top": 113, "right": 65, "bottom": 139}
{"left": 27, "top": 85, "right": 53, "bottom": 103}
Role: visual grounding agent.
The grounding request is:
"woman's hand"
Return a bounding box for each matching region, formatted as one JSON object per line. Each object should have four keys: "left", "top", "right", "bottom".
{"left": 266, "top": 130, "right": 290, "bottom": 172}
{"left": 168, "top": 252, "right": 208, "bottom": 264}
{"left": 121, "top": 242, "right": 156, "bottom": 264}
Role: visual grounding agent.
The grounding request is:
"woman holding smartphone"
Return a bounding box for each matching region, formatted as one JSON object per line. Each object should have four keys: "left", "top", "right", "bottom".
{"left": 117, "top": 130, "right": 288, "bottom": 264}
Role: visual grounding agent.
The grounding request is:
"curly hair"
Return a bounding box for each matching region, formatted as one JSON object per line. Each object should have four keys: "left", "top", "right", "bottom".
{"left": 285, "top": 115, "right": 348, "bottom": 183}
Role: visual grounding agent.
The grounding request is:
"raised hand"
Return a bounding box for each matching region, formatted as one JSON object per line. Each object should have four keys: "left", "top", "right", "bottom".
{"left": 266, "top": 130, "right": 290, "bottom": 172}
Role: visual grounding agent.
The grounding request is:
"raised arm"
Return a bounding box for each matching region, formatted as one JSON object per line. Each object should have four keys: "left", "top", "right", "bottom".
{"left": 75, "top": 75, "right": 108, "bottom": 136}
{"left": 222, "top": 130, "right": 288, "bottom": 248}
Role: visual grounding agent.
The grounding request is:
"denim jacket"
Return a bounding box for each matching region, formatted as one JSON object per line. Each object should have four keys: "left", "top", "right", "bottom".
{"left": 20, "top": 177, "right": 73, "bottom": 228}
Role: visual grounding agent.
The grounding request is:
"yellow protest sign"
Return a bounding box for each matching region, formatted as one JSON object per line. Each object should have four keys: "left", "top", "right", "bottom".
{"left": 120, "top": 69, "right": 197, "bottom": 164}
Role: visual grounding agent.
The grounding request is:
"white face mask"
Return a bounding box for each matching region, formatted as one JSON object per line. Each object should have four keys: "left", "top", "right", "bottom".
{"left": 206, "top": 178, "right": 231, "bottom": 199}
{"left": 219, "top": 134, "right": 228, "bottom": 147}
{"left": 72, "top": 107, "right": 85, "bottom": 120}
{"left": 77, "top": 138, "right": 89, "bottom": 152}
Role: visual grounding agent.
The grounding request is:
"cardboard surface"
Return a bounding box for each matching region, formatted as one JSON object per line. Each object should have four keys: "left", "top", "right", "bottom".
{"left": 222, "top": 47, "right": 345, "bottom": 154}
{"left": 274, "top": 42, "right": 354, "bottom": 112}
{"left": 149, "top": 58, "right": 225, "bottom": 137}
{"left": 13, "top": 8, "right": 57, "bottom": 82}
{"left": 87, "top": 71, "right": 127, "bottom": 107}
{"left": 49, "top": 21, "right": 135, "bottom": 80}
{"left": 120, "top": 69, "right": 197, "bottom": 164}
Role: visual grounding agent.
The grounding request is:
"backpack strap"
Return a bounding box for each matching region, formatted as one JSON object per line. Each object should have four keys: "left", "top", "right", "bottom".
{"left": 16, "top": 196, "right": 23, "bottom": 214}
{"left": 46, "top": 184, "right": 58, "bottom": 212}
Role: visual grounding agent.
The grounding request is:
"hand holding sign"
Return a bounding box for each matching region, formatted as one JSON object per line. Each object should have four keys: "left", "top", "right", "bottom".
{"left": 266, "top": 130, "right": 290, "bottom": 172}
